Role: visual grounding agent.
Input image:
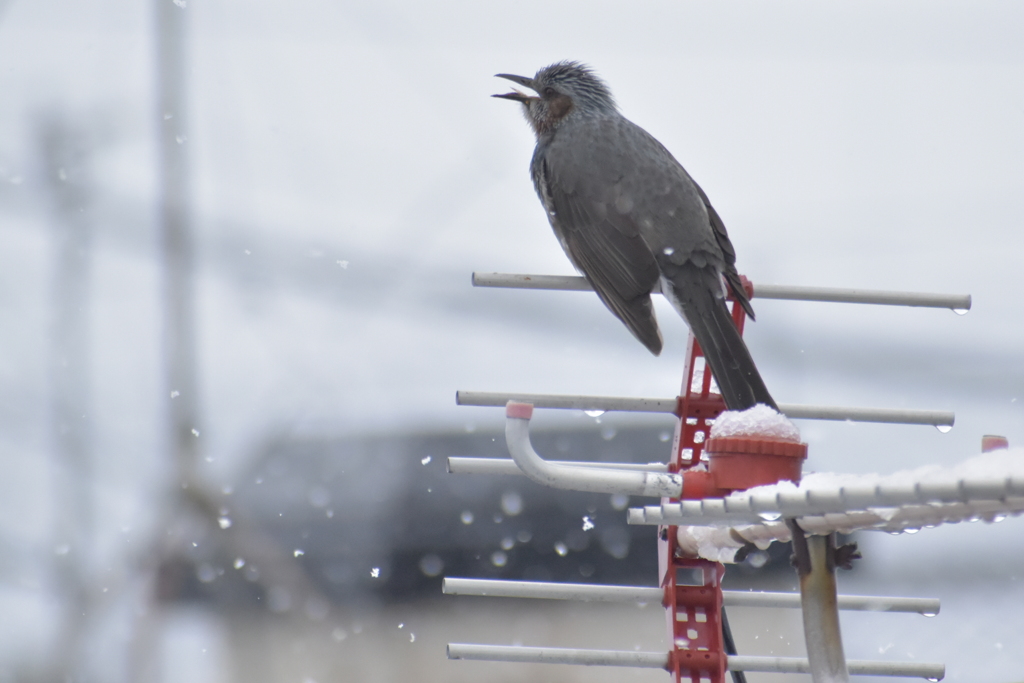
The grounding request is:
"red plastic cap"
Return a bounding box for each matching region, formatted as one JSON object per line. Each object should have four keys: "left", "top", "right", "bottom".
{"left": 705, "top": 437, "right": 807, "bottom": 458}
{"left": 505, "top": 401, "right": 534, "bottom": 420}
{"left": 681, "top": 470, "right": 731, "bottom": 500}
{"left": 982, "top": 435, "right": 1009, "bottom": 452}
{"left": 706, "top": 436, "right": 808, "bottom": 490}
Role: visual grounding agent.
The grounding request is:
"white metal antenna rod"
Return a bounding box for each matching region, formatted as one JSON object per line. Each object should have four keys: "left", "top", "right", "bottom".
{"left": 444, "top": 577, "right": 660, "bottom": 603}
{"left": 442, "top": 578, "right": 940, "bottom": 615}
{"left": 505, "top": 402, "right": 682, "bottom": 497}
{"left": 460, "top": 389, "right": 677, "bottom": 413}
{"left": 457, "top": 390, "right": 955, "bottom": 427}
{"left": 447, "top": 456, "right": 668, "bottom": 476}
{"left": 472, "top": 272, "right": 971, "bottom": 311}
{"left": 446, "top": 644, "right": 945, "bottom": 678}
{"left": 449, "top": 643, "right": 666, "bottom": 668}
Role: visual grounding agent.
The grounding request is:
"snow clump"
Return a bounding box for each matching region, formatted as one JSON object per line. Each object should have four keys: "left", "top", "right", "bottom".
{"left": 710, "top": 404, "right": 800, "bottom": 442}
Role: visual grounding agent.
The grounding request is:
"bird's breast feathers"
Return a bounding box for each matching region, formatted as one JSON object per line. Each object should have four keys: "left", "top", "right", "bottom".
{"left": 534, "top": 117, "right": 722, "bottom": 268}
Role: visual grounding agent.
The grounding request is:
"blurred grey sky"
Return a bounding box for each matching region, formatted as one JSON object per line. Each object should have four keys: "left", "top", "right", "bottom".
{"left": 1, "top": 2, "right": 1023, "bottom": 679}
{"left": 4, "top": 0, "right": 1022, "bottom": 465}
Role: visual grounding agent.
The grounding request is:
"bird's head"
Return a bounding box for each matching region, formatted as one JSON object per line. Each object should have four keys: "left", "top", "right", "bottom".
{"left": 493, "top": 61, "right": 616, "bottom": 135}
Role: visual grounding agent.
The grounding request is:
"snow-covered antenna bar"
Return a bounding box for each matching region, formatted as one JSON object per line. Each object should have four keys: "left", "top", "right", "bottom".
{"left": 628, "top": 449, "right": 1024, "bottom": 530}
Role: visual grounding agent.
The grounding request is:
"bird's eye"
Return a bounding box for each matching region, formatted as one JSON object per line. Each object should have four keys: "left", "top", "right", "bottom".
{"left": 543, "top": 87, "right": 556, "bottom": 97}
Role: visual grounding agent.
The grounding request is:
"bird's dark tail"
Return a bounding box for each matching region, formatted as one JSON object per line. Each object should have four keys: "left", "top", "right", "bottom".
{"left": 664, "top": 266, "right": 777, "bottom": 412}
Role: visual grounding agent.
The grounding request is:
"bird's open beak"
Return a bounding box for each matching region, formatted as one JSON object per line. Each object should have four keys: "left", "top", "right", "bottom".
{"left": 493, "top": 73, "right": 537, "bottom": 103}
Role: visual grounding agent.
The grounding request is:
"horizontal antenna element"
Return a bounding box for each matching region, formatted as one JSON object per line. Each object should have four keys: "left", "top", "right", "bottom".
{"left": 457, "top": 390, "right": 954, "bottom": 427}
{"left": 472, "top": 272, "right": 971, "bottom": 311}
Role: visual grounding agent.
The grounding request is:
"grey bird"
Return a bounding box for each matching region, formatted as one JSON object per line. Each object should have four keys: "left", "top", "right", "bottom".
{"left": 494, "top": 61, "right": 777, "bottom": 412}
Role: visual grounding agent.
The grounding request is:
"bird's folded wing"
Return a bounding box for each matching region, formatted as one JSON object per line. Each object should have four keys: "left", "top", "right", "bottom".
{"left": 542, "top": 168, "right": 663, "bottom": 353}
{"left": 690, "top": 181, "right": 755, "bottom": 319}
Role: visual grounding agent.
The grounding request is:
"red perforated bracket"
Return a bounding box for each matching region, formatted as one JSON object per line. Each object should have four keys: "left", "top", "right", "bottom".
{"left": 660, "top": 279, "right": 754, "bottom": 683}
{"left": 663, "top": 555, "right": 728, "bottom": 683}
{"left": 671, "top": 277, "right": 751, "bottom": 471}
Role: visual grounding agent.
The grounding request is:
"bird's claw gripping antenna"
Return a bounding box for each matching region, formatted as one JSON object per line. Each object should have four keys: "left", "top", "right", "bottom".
{"left": 444, "top": 269, "right": 1017, "bottom": 682}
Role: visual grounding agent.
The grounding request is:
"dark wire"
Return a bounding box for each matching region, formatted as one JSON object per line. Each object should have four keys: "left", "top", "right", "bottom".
{"left": 721, "top": 607, "right": 747, "bottom": 683}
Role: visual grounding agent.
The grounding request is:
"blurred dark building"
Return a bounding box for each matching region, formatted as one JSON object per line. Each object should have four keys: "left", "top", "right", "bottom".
{"left": 195, "top": 422, "right": 795, "bottom": 606}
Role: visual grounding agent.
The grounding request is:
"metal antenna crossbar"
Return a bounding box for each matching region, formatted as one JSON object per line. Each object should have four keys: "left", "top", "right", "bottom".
{"left": 471, "top": 272, "right": 972, "bottom": 311}
{"left": 442, "top": 577, "right": 940, "bottom": 614}
{"left": 447, "top": 643, "right": 945, "bottom": 679}
{"left": 457, "top": 390, "right": 954, "bottom": 426}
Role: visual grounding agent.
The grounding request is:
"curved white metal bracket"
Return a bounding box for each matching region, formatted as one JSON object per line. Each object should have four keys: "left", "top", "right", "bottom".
{"left": 504, "top": 401, "right": 683, "bottom": 497}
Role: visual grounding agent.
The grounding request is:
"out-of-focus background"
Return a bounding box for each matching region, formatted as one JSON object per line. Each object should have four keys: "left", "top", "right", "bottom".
{"left": 1, "top": 1, "right": 1023, "bottom": 681}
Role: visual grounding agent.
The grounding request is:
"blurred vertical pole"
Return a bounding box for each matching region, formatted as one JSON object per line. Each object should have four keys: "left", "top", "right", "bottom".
{"left": 42, "top": 115, "right": 94, "bottom": 683}
{"left": 128, "top": 2, "right": 199, "bottom": 682}
{"left": 147, "top": 9, "right": 336, "bottom": 683}
{"left": 156, "top": 0, "right": 200, "bottom": 489}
